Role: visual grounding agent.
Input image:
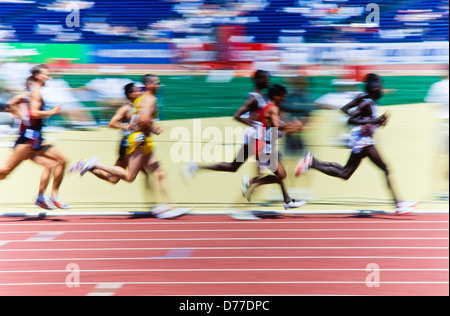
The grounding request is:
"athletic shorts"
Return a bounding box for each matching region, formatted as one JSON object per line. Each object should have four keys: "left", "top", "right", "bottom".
{"left": 243, "top": 121, "right": 266, "bottom": 145}
{"left": 119, "top": 136, "right": 128, "bottom": 158}
{"left": 14, "top": 129, "right": 44, "bottom": 151}
{"left": 243, "top": 126, "right": 256, "bottom": 145}
{"left": 348, "top": 126, "right": 376, "bottom": 154}
{"left": 126, "top": 132, "right": 154, "bottom": 156}
{"left": 256, "top": 146, "right": 281, "bottom": 170}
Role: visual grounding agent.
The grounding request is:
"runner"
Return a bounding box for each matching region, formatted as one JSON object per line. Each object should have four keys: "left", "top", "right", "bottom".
{"left": 73, "top": 74, "right": 188, "bottom": 219}
{"left": 295, "top": 77, "right": 419, "bottom": 215}
{"left": 5, "top": 76, "right": 61, "bottom": 210}
{"left": 182, "top": 70, "right": 270, "bottom": 179}
{"left": 0, "top": 65, "right": 69, "bottom": 209}
{"left": 70, "top": 82, "right": 145, "bottom": 184}
{"left": 243, "top": 84, "right": 305, "bottom": 209}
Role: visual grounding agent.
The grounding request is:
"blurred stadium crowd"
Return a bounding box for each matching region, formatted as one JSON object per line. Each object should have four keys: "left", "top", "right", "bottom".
{"left": 0, "top": 0, "right": 448, "bottom": 43}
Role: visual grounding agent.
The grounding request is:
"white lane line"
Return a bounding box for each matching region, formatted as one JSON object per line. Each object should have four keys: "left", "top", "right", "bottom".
{"left": 0, "top": 256, "right": 448, "bottom": 262}
{"left": 0, "top": 268, "right": 447, "bottom": 273}
{"left": 0, "top": 281, "right": 448, "bottom": 286}
{"left": 1, "top": 237, "right": 448, "bottom": 243}
{"left": 0, "top": 246, "right": 447, "bottom": 252}
{"left": 25, "top": 232, "right": 64, "bottom": 241}
{"left": 0, "top": 228, "right": 448, "bottom": 233}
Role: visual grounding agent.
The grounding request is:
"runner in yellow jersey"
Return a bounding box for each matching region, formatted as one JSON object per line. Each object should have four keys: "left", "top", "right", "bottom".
{"left": 76, "top": 74, "right": 190, "bottom": 219}
{"left": 70, "top": 82, "right": 147, "bottom": 184}
{"left": 125, "top": 92, "right": 155, "bottom": 157}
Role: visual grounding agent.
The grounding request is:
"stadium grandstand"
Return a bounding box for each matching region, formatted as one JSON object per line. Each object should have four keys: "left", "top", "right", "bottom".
{"left": 0, "top": 0, "right": 448, "bottom": 43}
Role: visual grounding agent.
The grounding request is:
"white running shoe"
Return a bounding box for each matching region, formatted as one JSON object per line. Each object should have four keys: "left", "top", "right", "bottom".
{"left": 80, "top": 157, "right": 98, "bottom": 176}
{"left": 395, "top": 206, "right": 414, "bottom": 215}
{"left": 398, "top": 201, "right": 420, "bottom": 208}
{"left": 35, "top": 196, "right": 55, "bottom": 210}
{"left": 284, "top": 200, "right": 307, "bottom": 210}
{"left": 295, "top": 151, "right": 313, "bottom": 177}
{"left": 156, "top": 208, "right": 192, "bottom": 219}
{"left": 395, "top": 201, "right": 419, "bottom": 215}
{"left": 152, "top": 203, "right": 172, "bottom": 215}
{"left": 49, "top": 196, "right": 70, "bottom": 210}
{"left": 181, "top": 160, "right": 198, "bottom": 182}
{"left": 242, "top": 175, "right": 250, "bottom": 200}
{"left": 230, "top": 210, "right": 261, "bottom": 221}
{"left": 69, "top": 159, "right": 86, "bottom": 174}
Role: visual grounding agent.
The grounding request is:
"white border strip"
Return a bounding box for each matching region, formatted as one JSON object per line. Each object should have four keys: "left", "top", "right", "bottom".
{"left": 0, "top": 281, "right": 448, "bottom": 286}
{"left": 0, "top": 268, "right": 447, "bottom": 273}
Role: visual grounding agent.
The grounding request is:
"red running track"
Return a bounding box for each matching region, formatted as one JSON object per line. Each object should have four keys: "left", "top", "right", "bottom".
{"left": 0, "top": 213, "right": 448, "bottom": 296}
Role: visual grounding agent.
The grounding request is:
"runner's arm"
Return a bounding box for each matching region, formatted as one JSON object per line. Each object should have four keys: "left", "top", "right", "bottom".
{"left": 108, "top": 105, "right": 131, "bottom": 130}
{"left": 279, "top": 119, "right": 304, "bottom": 135}
{"left": 348, "top": 101, "right": 387, "bottom": 125}
{"left": 340, "top": 92, "right": 368, "bottom": 116}
{"left": 268, "top": 106, "right": 303, "bottom": 134}
{"left": 29, "top": 89, "right": 61, "bottom": 119}
{"left": 233, "top": 95, "right": 258, "bottom": 126}
{"left": 5, "top": 94, "right": 25, "bottom": 119}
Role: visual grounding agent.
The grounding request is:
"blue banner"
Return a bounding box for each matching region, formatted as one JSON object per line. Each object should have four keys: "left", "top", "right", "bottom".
{"left": 87, "top": 43, "right": 173, "bottom": 64}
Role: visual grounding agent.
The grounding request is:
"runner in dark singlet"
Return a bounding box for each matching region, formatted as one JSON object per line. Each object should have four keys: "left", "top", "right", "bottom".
{"left": 181, "top": 70, "right": 271, "bottom": 180}
{"left": 0, "top": 64, "right": 69, "bottom": 209}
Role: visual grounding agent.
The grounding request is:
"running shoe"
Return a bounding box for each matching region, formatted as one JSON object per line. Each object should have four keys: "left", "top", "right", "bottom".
{"left": 49, "top": 196, "right": 70, "bottom": 210}
{"left": 284, "top": 199, "right": 307, "bottom": 210}
{"left": 241, "top": 175, "right": 251, "bottom": 201}
{"left": 156, "top": 208, "right": 192, "bottom": 219}
{"left": 69, "top": 159, "right": 86, "bottom": 174}
{"left": 35, "top": 197, "right": 55, "bottom": 210}
{"left": 395, "top": 201, "right": 419, "bottom": 215}
{"left": 230, "top": 210, "right": 261, "bottom": 221}
{"left": 295, "top": 151, "right": 313, "bottom": 177}
{"left": 80, "top": 157, "right": 98, "bottom": 176}
{"left": 152, "top": 203, "right": 172, "bottom": 216}
{"left": 181, "top": 160, "right": 198, "bottom": 182}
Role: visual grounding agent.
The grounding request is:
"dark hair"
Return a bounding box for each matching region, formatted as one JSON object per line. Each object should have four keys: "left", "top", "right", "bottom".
{"left": 364, "top": 73, "right": 382, "bottom": 93}
{"left": 25, "top": 76, "right": 37, "bottom": 86}
{"left": 268, "top": 84, "right": 287, "bottom": 100}
{"left": 365, "top": 73, "right": 381, "bottom": 84}
{"left": 31, "top": 64, "right": 48, "bottom": 76}
{"left": 365, "top": 81, "right": 382, "bottom": 93}
{"left": 124, "top": 82, "right": 135, "bottom": 97}
{"left": 142, "top": 74, "right": 156, "bottom": 84}
{"left": 253, "top": 70, "right": 270, "bottom": 81}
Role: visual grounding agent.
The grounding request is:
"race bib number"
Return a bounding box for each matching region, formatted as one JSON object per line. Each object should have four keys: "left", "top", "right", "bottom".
{"left": 24, "top": 129, "right": 40, "bottom": 140}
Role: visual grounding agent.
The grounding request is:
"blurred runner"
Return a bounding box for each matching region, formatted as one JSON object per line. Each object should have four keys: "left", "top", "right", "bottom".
{"left": 0, "top": 64, "right": 69, "bottom": 209}
{"left": 424, "top": 67, "right": 449, "bottom": 200}
{"left": 182, "top": 70, "right": 270, "bottom": 179}
{"left": 243, "top": 84, "right": 305, "bottom": 209}
{"left": 295, "top": 76, "right": 418, "bottom": 215}
{"left": 73, "top": 74, "right": 189, "bottom": 219}
{"left": 71, "top": 82, "right": 145, "bottom": 184}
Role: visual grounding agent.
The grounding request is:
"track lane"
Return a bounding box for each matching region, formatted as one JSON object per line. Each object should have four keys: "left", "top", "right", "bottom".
{"left": 0, "top": 214, "right": 448, "bottom": 296}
